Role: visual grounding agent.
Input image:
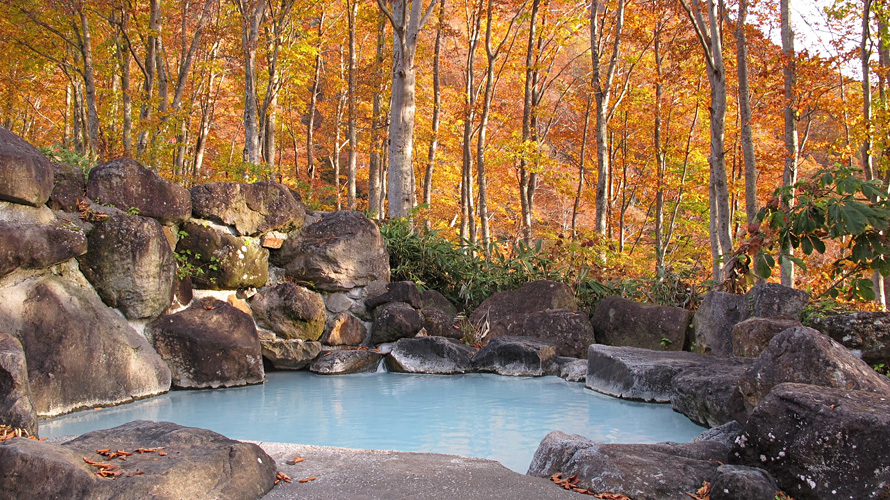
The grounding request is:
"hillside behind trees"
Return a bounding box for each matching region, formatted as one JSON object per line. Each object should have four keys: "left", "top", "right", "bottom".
{"left": 1, "top": 0, "right": 887, "bottom": 306}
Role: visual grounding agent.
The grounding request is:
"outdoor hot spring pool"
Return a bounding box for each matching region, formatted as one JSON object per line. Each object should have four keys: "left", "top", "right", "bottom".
{"left": 41, "top": 371, "right": 705, "bottom": 473}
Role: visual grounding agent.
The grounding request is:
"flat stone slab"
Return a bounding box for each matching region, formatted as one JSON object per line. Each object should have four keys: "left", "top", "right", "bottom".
{"left": 258, "top": 442, "right": 581, "bottom": 500}
{"left": 587, "top": 344, "right": 748, "bottom": 403}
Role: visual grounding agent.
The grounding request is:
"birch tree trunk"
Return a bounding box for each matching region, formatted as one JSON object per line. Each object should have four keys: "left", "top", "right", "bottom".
{"left": 76, "top": 7, "right": 100, "bottom": 159}
{"left": 591, "top": 0, "right": 626, "bottom": 235}
{"left": 376, "top": 0, "right": 438, "bottom": 220}
{"left": 737, "top": 0, "right": 757, "bottom": 226}
{"left": 368, "top": 14, "right": 387, "bottom": 218}
{"left": 863, "top": 0, "right": 875, "bottom": 181}
{"left": 347, "top": 0, "right": 358, "bottom": 209}
{"left": 519, "top": 0, "right": 541, "bottom": 243}
{"left": 680, "top": 0, "right": 733, "bottom": 282}
{"left": 780, "top": 0, "right": 798, "bottom": 287}
{"left": 460, "top": 0, "right": 482, "bottom": 243}
{"left": 236, "top": 0, "right": 267, "bottom": 165}
{"left": 137, "top": 0, "right": 160, "bottom": 155}
{"left": 306, "top": 9, "right": 325, "bottom": 179}
{"left": 424, "top": 0, "right": 445, "bottom": 221}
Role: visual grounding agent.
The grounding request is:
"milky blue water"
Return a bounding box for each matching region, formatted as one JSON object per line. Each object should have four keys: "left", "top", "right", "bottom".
{"left": 41, "top": 371, "right": 704, "bottom": 472}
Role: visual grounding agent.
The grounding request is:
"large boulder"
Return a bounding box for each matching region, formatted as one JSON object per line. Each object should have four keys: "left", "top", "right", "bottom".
{"left": 737, "top": 326, "right": 890, "bottom": 410}
{"left": 175, "top": 221, "right": 268, "bottom": 290}
{"left": 77, "top": 214, "right": 175, "bottom": 319}
{"left": 0, "top": 271, "right": 171, "bottom": 416}
{"left": 732, "top": 383, "right": 890, "bottom": 500}
{"left": 85, "top": 158, "right": 191, "bottom": 225}
{"left": 146, "top": 298, "right": 264, "bottom": 388}
{"left": 493, "top": 309, "right": 596, "bottom": 359}
{"left": 421, "top": 289, "right": 458, "bottom": 318}
{"left": 386, "top": 337, "right": 476, "bottom": 374}
{"left": 310, "top": 349, "right": 384, "bottom": 374}
{"left": 371, "top": 302, "right": 423, "bottom": 344}
{"left": 731, "top": 317, "right": 802, "bottom": 358}
{"left": 528, "top": 431, "right": 726, "bottom": 500}
{"left": 0, "top": 334, "right": 36, "bottom": 436}
{"left": 469, "top": 280, "right": 577, "bottom": 334}
{"left": 812, "top": 311, "right": 890, "bottom": 365}
{"left": 710, "top": 465, "right": 781, "bottom": 500}
{"left": 592, "top": 296, "right": 691, "bottom": 351}
{"left": 272, "top": 211, "right": 390, "bottom": 291}
{"left": 692, "top": 283, "right": 810, "bottom": 356}
{"left": 190, "top": 181, "right": 305, "bottom": 236}
{"left": 47, "top": 160, "right": 86, "bottom": 212}
{"left": 260, "top": 339, "right": 322, "bottom": 370}
{"left": 365, "top": 281, "right": 423, "bottom": 310}
{"left": 322, "top": 313, "right": 368, "bottom": 346}
{"left": 0, "top": 420, "right": 277, "bottom": 500}
{"left": 0, "top": 219, "right": 87, "bottom": 279}
{"left": 472, "top": 336, "right": 556, "bottom": 376}
{"left": 420, "top": 307, "right": 463, "bottom": 340}
{"left": 0, "top": 126, "right": 53, "bottom": 206}
{"left": 670, "top": 364, "right": 750, "bottom": 427}
{"left": 250, "top": 283, "right": 325, "bottom": 341}
{"left": 586, "top": 344, "right": 749, "bottom": 403}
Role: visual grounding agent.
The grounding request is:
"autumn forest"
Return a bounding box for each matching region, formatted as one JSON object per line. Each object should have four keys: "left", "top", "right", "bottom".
{"left": 1, "top": 0, "right": 888, "bottom": 307}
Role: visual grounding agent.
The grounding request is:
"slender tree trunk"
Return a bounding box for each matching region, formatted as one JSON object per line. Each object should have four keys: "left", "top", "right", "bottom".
{"left": 424, "top": 0, "right": 445, "bottom": 224}
{"left": 113, "top": 9, "right": 132, "bottom": 156}
{"left": 681, "top": 0, "right": 732, "bottom": 282}
{"left": 76, "top": 7, "right": 100, "bottom": 159}
{"left": 137, "top": 0, "right": 160, "bottom": 155}
{"left": 654, "top": 19, "right": 666, "bottom": 277}
{"left": 781, "top": 0, "right": 798, "bottom": 287}
{"left": 519, "top": 0, "right": 541, "bottom": 243}
{"left": 238, "top": 0, "right": 266, "bottom": 165}
{"left": 368, "top": 14, "right": 387, "bottom": 218}
{"left": 460, "top": 1, "right": 482, "bottom": 243}
{"left": 571, "top": 95, "right": 592, "bottom": 239}
{"left": 347, "top": 0, "right": 358, "bottom": 209}
{"left": 306, "top": 9, "right": 324, "bottom": 179}
{"left": 377, "top": 0, "right": 438, "bottom": 220}
{"left": 737, "top": 0, "right": 757, "bottom": 226}
{"left": 863, "top": 0, "right": 875, "bottom": 181}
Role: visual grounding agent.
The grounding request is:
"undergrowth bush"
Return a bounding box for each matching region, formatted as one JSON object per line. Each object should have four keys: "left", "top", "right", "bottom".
{"left": 380, "top": 219, "right": 700, "bottom": 312}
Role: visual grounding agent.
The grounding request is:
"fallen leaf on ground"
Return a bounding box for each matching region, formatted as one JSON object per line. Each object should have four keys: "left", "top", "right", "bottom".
{"left": 298, "top": 477, "right": 317, "bottom": 483}
{"left": 287, "top": 456, "right": 305, "bottom": 465}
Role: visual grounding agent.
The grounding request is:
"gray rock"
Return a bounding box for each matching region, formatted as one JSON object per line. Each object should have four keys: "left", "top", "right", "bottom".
{"left": 420, "top": 307, "right": 463, "bottom": 340}
{"left": 371, "top": 302, "right": 422, "bottom": 344}
{"left": 691, "top": 291, "right": 747, "bottom": 357}
{"left": 47, "top": 160, "right": 85, "bottom": 212}
{"left": 495, "top": 309, "right": 596, "bottom": 359}
{"left": 421, "top": 289, "right": 458, "bottom": 318}
{"left": 250, "top": 283, "right": 326, "bottom": 341}
{"left": 260, "top": 339, "right": 322, "bottom": 370}
{"left": 528, "top": 431, "right": 725, "bottom": 500}
{"left": 710, "top": 465, "right": 781, "bottom": 500}
{"left": 321, "top": 313, "right": 367, "bottom": 346}
{"left": 0, "top": 273, "right": 171, "bottom": 416}
{"left": 77, "top": 214, "right": 175, "bottom": 319}
{"left": 324, "top": 292, "right": 353, "bottom": 314}
{"left": 812, "top": 311, "right": 890, "bottom": 365}
{"left": 176, "top": 221, "right": 268, "bottom": 290}
{"left": 592, "top": 296, "right": 692, "bottom": 351}
{"left": 0, "top": 221, "right": 86, "bottom": 279}
{"left": 146, "top": 298, "right": 264, "bottom": 388}
{"left": 670, "top": 363, "right": 750, "bottom": 427}
{"left": 731, "top": 383, "right": 890, "bottom": 500}
{"left": 190, "top": 181, "right": 305, "bottom": 236}
{"left": 0, "top": 334, "right": 36, "bottom": 436}
{"left": 0, "top": 420, "right": 277, "bottom": 500}
{"left": 0, "top": 126, "right": 53, "bottom": 206}
{"left": 731, "top": 317, "right": 802, "bottom": 358}
{"left": 86, "top": 158, "right": 191, "bottom": 225}
{"left": 473, "top": 336, "right": 556, "bottom": 376}
{"left": 586, "top": 344, "right": 746, "bottom": 403}
{"left": 365, "top": 281, "right": 423, "bottom": 310}
{"left": 469, "top": 280, "right": 578, "bottom": 335}
{"left": 693, "top": 283, "right": 809, "bottom": 357}
{"left": 738, "top": 326, "right": 890, "bottom": 410}
{"left": 310, "top": 349, "right": 383, "bottom": 374}
{"left": 693, "top": 420, "right": 744, "bottom": 450}
{"left": 272, "top": 211, "right": 390, "bottom": 292}
{"left": 386, "top": 337, "right": 476, "bottom": 374}
{"left": 557, "top": 358, "right": 587, "bottom": 382}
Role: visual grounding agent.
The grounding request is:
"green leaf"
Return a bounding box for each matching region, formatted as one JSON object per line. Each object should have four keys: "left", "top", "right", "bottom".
{"left": 754, "top": 252, "right": 774, "bottom": 279}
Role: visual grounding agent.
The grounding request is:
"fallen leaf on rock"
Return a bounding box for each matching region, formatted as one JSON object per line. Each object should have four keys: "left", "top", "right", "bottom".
{"left": 127, "top": 471, "right": 145, "bottom": 477}
{"left": 274, "top": 471, "right": 292, "bottom": 485}
{"left": 158, "top": 451, "right": 167, "bottom": 456}
{"left": 287, "top": 456, "right": 305, "bottom": 465}
{"left": 593, "top": 493, "right": 633, "bottom": 500}
{"left": 298, "top": 477, "right": 317, "bottom": 483}
{"left": 685, "top": 480, "right": 711, "bottom": 500}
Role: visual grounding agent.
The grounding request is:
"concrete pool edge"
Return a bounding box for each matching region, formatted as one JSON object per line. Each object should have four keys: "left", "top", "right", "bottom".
{"left": 254, "top": 440, "right": 582, "bottom": 500}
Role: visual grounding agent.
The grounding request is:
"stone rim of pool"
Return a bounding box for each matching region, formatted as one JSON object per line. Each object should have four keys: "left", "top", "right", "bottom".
{"left": 40, "top": 371, "right": 705, "bottom": 473}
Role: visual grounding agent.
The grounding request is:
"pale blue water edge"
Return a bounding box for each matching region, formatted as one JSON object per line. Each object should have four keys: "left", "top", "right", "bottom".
{"left": 41, "top": 371, "right": 705, "bottom": 473}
